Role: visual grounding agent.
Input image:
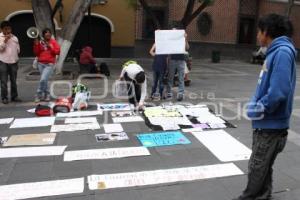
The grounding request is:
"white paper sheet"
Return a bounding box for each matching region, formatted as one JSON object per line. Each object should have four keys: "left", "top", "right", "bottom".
{"left": 10, "top": 117, "right": 55, "bottom": 129}
{"left": 182, "top": 127, "right": 203, "bottom": 132}
{"left": 0, "top": 146, "right": 67, "bottom": 158}
{"left": 0, "top": 177, "right": 84, "bottom": 200}
{"left": 88, "top": 163, "right": 243, "bottom": 190}
{"left": 0, "top": 118, "right": 14, "bottom": 125}
{"left": 56, "top": 110, "right": 103, "bottom": 117}
{"left": 196, "top": 114, "right": 225, "bottom": 124}
{"left": 148, "top": 116, "right": 192, "bottom": 126}
{"left": 103, "top": 123, "right": 123, "bottom": 133}
{"left": 50, "top": 122, "right": 100, "bottom": 132}
{"left": 155, "top": 30, "right": 186, "bottom": 55}
{"left": 65, "top": 117, "right": 98, "bottom": 124}
{"left": 64, "top": 147, "right": 150, "bottom": 161}
{"left": 112, "top": 116, "right": 144, "bottom": 123}
{"left": 192, "top": 130, "right": 252, "bottom": 162}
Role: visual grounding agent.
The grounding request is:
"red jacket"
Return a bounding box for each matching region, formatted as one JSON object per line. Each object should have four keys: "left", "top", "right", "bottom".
{"left": 33, "top": 39, "right": 60, "bottom": 64}
{"left": 79, "top": 46, "right": 96, "bottom": 65}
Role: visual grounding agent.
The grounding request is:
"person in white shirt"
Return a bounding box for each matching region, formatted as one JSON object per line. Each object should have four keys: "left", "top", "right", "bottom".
{"left": 0, "top": 21, "right": 21, "bottom": 104}
{"left": 119, "top": 61, "right": 147, "bottom": 110}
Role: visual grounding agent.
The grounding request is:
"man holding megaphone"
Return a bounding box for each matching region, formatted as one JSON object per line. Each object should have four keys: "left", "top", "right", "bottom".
{"left": 33, "top": 28, "right": 60, "bottom": 102}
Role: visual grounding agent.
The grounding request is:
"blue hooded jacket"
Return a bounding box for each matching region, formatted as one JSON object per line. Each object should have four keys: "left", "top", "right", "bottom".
{"left": 247, "top": 36, "right": 297, "bottom": 129}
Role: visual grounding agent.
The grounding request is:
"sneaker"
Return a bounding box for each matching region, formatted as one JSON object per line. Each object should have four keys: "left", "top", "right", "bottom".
{"left": 34, "top": 96, "right": 41, "bottom": 103}
{"left": 44, "top": 94, "right": 51, "bottom": 102}
{"left": 2, "top": 98, "right": 8, "bottom": 104}
{"left": 11, "top": 97, "right": 22, "bottom": 102}
{"left": 177, "top": 94, "right": 184, "bottom": 101}
{"left": 152, "top": 93, "right": 160, "bottom": 101}
{"left": 166, "top": 93, "right": 173, "bottom": 100}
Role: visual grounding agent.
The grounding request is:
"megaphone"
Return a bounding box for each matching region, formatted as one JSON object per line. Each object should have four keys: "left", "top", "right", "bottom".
{"left": 26, "top": 27, "right": 39, "bottom": 39}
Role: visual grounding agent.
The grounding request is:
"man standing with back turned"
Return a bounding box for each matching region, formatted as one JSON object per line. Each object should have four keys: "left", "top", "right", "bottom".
{"left": 234, "top": 14, "right": 297, "bottom": 200}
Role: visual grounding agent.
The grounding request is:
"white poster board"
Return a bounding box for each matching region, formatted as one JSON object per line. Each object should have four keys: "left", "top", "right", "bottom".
{"left": 0, "top": 177, "right": 84, "bottom": 200}
{"left": 155, "top": 30, "right": 186, "bottom": 55}
{"left": 192, "top": 130, "right": 252, "bottom": 162}
{"left": 88, "top": 163, "right": 243, "bottom": 190}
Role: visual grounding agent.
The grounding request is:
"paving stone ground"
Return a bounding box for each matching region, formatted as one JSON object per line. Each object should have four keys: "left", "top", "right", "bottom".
{"left": 0, "top": 58, "right": 300, "bottom": 200}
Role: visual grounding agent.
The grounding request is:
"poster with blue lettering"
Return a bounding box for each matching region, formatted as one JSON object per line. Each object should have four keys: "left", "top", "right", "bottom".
{"left": 137, "top": 131, "right": 191, "bottom": 147}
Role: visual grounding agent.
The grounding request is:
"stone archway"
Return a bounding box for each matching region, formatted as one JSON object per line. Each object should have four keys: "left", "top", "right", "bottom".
{"left": 70, "top": 15, "right": 112, "bottom": 58}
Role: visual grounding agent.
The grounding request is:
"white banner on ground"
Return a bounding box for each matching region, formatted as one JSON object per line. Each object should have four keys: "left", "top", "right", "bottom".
{"left": 56, "top": 110, "right": 103, "bottom": 117}
{"left": 192, "top": 130, "right": 252, "bottom": 162}
{"left": 65, "top": 117, "right": 98, "bottom": 124}
{"left": 50, "top": 122, "right": 100, "bottom": 132}
{"left": 0, "top": 177, "right": 84, "bottom": 200}
{"left": 0, "top": 118, "right": 14, "bottom": 125}
{"left": 64, "top": 147, "right": 150, "bottom": 161}
{"left": 88, "top": 163, "right": 243, "bottom": 190}
{"left": 0, "top": 146, "right": 67, "bottom": 158}
{"left": 10, "top": 117, "right": 55, "bottom": 129}
{"left": 155, "top": 30, "right": 185, "bottom": 55}
{"left": 3, "top": 133, "right": 56, "bottom": 147}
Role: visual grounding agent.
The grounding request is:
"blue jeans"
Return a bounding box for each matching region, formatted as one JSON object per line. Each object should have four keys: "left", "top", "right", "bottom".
{"left": 0, "top": 61, "right": 19, "bottom": 100}
{"left": 37, "top": 63, "right": 54, "bottom": 96}
{"left": 151, "top": 71, "right": 164, "bottom": 97}
{"left": 167, "top": 60, "right": 185, "bottom": 96}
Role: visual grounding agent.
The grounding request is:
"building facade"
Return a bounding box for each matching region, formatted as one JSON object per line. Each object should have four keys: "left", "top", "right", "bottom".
{"left": 0, "top": 0, "right": 136, "bottom": 57}
{"left": 135, "top": 0, "right": 300, "bottom": 59}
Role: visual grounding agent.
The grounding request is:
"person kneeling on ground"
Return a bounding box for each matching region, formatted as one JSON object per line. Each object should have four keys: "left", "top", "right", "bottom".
{"left": 119, "top": 61, "right": 147, "bottom": 110}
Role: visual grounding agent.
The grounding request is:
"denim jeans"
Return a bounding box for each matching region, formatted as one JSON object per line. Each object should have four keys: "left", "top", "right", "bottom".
{"left": 37, "top": 63, "right": 54, "bottom": 96}
{"left": 237, "top": 129, "right": 288, "bottom": 200}
{"left": 151, "top": 71, "right": 164, "bottom": 97}
{"left": 0, "top": 61, "right": 19, "bottom": 100}
{"left": 167, "top": 60, "right": 185, "bottom": 96}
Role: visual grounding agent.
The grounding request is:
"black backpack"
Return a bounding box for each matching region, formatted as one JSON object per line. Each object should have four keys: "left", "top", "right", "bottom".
{"left": 100, "top": 62, "right": 110, "bottom": 77}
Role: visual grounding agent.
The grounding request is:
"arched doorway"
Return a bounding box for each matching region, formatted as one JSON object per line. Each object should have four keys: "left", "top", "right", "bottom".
{"left": 71, "top": 15, "right": 111, "bottom": 58}
{"left": 9, "top": 13, "right": 36, "bottom": 57}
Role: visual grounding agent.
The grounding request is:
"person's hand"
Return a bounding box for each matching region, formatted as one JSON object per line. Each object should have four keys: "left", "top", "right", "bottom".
{"left": 4, "top": 34, "right": 11, "bottom": 43}
{"left": 136, "top": 103, "right": 144, "bottom": 111}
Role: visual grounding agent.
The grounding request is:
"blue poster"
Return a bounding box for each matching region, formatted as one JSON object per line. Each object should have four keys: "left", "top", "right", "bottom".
{"left": 137, "top": 131, "right": 191, "bottom": 147}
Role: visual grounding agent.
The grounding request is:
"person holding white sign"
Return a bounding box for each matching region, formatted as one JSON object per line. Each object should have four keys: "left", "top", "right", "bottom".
{"left": 166, "top": 28, "right": 189, "bottom": 101}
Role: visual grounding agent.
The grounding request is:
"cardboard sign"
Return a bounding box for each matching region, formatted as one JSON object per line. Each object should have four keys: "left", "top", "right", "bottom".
{"left": 155, "top": 30, "right": 186, "bottom": 54}
{"left": 137, "top": 131, "right": 190, "bottom": 147}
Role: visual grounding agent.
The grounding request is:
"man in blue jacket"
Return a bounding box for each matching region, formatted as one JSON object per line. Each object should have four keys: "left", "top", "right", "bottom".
{"left": 234, "top": 14, "right": 297, "bottom": 200}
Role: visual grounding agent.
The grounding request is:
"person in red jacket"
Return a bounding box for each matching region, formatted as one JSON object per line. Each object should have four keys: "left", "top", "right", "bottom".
{"left": 79, "top": 46, "right": 97, "bottom": 74}
{"left": 33, "top": 28, "right": 60, "bottom": 102}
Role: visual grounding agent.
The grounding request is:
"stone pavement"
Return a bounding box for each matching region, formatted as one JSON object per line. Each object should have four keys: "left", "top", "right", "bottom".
{"left": 0, "top": 58, "right": 300, "bottom": 200}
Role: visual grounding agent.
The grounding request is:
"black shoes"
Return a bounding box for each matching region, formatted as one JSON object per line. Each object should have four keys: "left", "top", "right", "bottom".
{"left": 11, "top": 97, "right": 22, "bottom": 102}
{"left": 2, "top": 98, "right": 8, "bottom": 104}
{"left": 2, "top": 97, "right": 22, "bottom": 104}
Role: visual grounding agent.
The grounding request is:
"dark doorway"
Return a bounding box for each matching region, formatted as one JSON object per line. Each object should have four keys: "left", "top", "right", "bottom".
{"left": 9, "top": 13, "right": 36, "bottom": 57}
{"left": 238, "top": 17, "right": 255, "bottom": 44}
{"left": 143, "top": 9, "right": 166, "bottom": 39}
{"left": 70, "top": 16, "right": 111, "bottom": 58}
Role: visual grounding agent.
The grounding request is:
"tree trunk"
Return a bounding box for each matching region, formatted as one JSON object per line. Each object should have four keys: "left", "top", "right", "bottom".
{"left": 181, "top": 1, "right": 209, "bottom": 28}
{"left": 55, "top": 0, "right": 92, "bottom": 74}
{"left": 138, "top": 0, "right": 161, "bottom": 29}
{"left": 31, "top": 0, "right": 55, "bottom": 36}
{"left": 286, "top": 0, "right": 294, "bottom": 18}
